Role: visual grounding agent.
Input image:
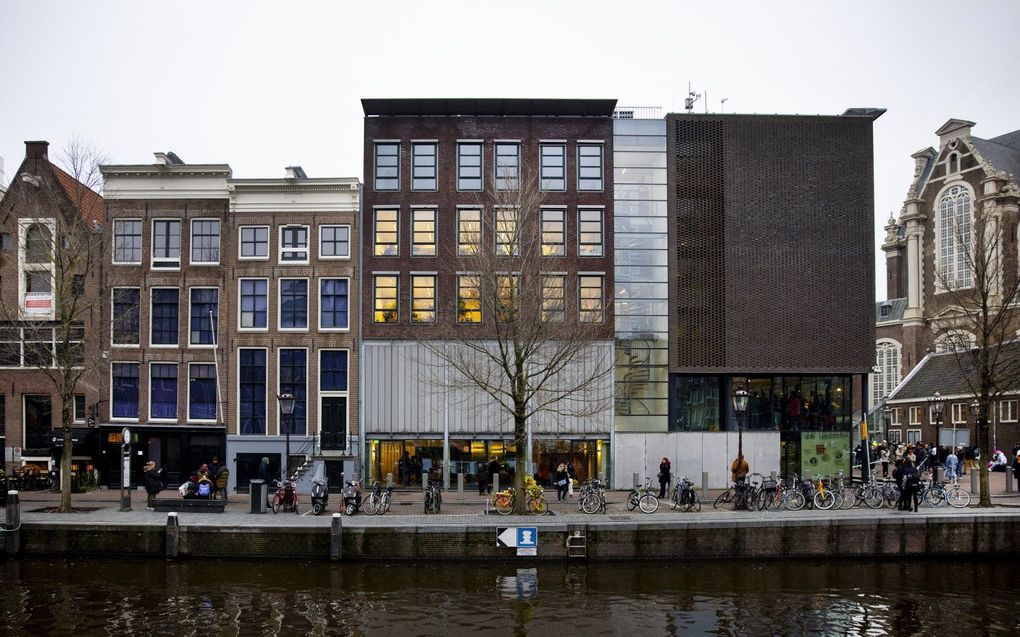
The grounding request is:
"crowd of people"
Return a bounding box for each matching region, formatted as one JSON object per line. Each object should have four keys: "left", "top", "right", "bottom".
{"left": 142, "top": 456, "right": 230, "bottom": 509}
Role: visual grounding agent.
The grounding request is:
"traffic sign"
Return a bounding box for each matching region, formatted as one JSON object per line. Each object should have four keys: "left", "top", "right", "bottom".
{"left": 517, "top": 527, "right": 537, "bottom": 548}
{"left": 497, "top": 527, "right": 538, "bottom": 555}
{"left": 497, "top": 527, "right": 517, "bottom": 547}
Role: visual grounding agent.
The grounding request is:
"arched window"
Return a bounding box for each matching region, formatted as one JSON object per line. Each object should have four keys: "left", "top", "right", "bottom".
{"left": 937, "top": 185, "right": 972, "bottom": 289}
{"left": 948, "top": 152, "right": 959, "bottom": 174}
{"left": 24, "top": 223, "right": 52, "bottom": 264}
{"left": 935, "top": 330, "right": 974, "bottom": 353}
{"left": 873, "top": 341, "right": 901, "bottom": 404}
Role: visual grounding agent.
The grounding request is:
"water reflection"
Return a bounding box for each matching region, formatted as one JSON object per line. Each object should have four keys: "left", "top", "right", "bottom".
{"left": 1, "top": 559, "right": 1014, "bottom": 636}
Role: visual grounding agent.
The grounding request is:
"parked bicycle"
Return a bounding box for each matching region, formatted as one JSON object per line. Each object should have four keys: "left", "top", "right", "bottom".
{"left": 489, "top": 480, "right": 549, "bottom": 515}
{"left": 363, "top": 481, "right": 395, "bottom": 515}
{"left": 713, "top": 478, "right": 752, "bottom": 511}
{"left": 423, "top": 480, "right": 442, "bottom": 514}
{"left": 669, "top": 476, "right": 701, "bottom": 512}
{"left": 627, "top": 479, "right": 659, "bottom": 514}
{"left": 271, "top": 478, "right": 299, "bottom": 514}
{"left": 921, "top": 478, "right": 972, "bottom": 508}
{"left": 578, "top": 478, "right": 607, "bottom": 515}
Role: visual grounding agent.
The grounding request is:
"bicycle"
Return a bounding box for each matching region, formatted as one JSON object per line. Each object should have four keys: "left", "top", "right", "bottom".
{"left": 271, "top": 479, "right": 299, "bottom": 514}
{"left": 363, "top": 481, "right": 394, "bottom": 515}
{"left": 626, "top": 479, "right": 659, "bottom": 514}
{"left": 832, "top": 471, "right": 857, "bottom": 510}
{"left": 579, "top": 478, "right": 607, "bottom": 515}
{"left": 490, "top": 487, "right": 515, "bottom": 515}
{"left": 714, "top": 478, "right": 752, "bottom": 511}
{"left": 669, "top": 476, "right": 701, "bottom": 512}
{"left": 813, "top": 475, "right": 837, "bottom": 510}
{"left": 423, "top": 480, "right": 442, "bottom": 514}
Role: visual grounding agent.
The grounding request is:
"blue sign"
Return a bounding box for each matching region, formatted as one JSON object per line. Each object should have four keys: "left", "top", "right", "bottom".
{"left": 517, "top": 527, "right": 537, "bottom": 548}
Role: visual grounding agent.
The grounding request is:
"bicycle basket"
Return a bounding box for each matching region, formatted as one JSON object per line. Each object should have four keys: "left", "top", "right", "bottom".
{"left": 762, "top": 477, "right": 777, "bottom": 491}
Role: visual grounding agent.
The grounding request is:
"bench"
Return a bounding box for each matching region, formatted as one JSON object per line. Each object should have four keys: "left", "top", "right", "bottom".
{"left": 153, "top": 498, "right": 227, "bottom": 513}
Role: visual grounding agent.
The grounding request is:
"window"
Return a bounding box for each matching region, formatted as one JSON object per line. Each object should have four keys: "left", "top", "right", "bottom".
{"left": 279, "top": 279, "right": 308, "bottom": 330}
{"left": 374, "top": 210, "right": 399, "bottom": 256}
{"left": 457, "top": 274, "right": 481, "bottom": 323}
{"left": 495, "top": 143, "right": 520, "bottom": 190}
{"left": 542, "top": 274, "right": 566, "bottom": 322}
{"left": 188, "top": 363, "right": 217, "bottom": 421}
{"left": 279, "top": 225, "right": 309, "bottom": 263}
{"left": 873, "top": 341, "right": 902, "bottom": 403}
{"left": 373, "top": 275, "right": 398, "bottom": 323}
{"left": 495, "top": 208, "right": 518, "bottom": 256}
{"left": 411, "top": 274, "right": 436, "bottom": 323}
{"left": 457, "top": 143, "right": 482, "bottom": 191}
{"left": 112, "top": 288, "right": 140, "bottom": 345}
{"left": 190, "top": 219, "right": 220, "bottom": 264}
{"left": 279, "top": 349, "right": 307, "bottom": 434}
{"left": 150, "top": 363, "right": 178, "bottom": 420}
{"left": 0, "top": 326, "right": 83, "bottom": 369}
{"left": 239, "top": 226, "right": 269, "bottom": 260}
{"left": 951, "top": 403, "right": 966, "bottom": 424}
{"left": 890, "top": 408, "right": 901, "bottom": 425}
{"left": 935, "top": 330, "right": 973, "bottom": 353}
{"left": 320, "top": 350, "right": 349, "bottom": 392}
{"left": 412, "top": 209, "right": 436, "bottom": 256}
{"left": 319, "top": 225, "right": 350, "bottom": 259}
{"left": 150, "top": 288, "right": 179, "bottom": 345}
{"left": 540, "top": 144, "right": 566, "bottom": 190}
{"left": 1001, "top": 400, "right": 1018, "bottom": 422}
{"left": 74, "top": 395, "right": 86, "bottom": 423}
{"left": 579, "top": 275, "right": 604, "bottom": 323}
{"left": 20, "top": 220, "right": 54, "bottom": 318}
{"left": 152, "top": 219, "right": 181, "bottom": 269}
{"left": 412, "top": 143, "right": 437, "bottom": 190}
{"left": 496, "top": 274, "right": 519, "bottom": 322}
{"left": 577, "top": 144, "right": 604, "bottom": 191}
{"left": 374, "top": 142, "right": 400, "bottom": 190}
{"left": 111, "top": 362, "right": 139, "bottom": 419}
{"left": 888, "top": 429, "right": 903, "bottom": 444}
{"left": 906, "top": 429, "right": 921, "bottom": 444}
{"left": 239, "top": 349, "right": 267, "bottom": 434}
{"left": 189, "top": 288, "right": 219, "bottom": 346}
{"left": 113, "top": 219, "right": 142, "bottom": 264}
{"left": 25, "top": 223, "right": 52, "bottom": 263}
{"left": 937, "top": 185, "right": 972, "bottom": 289}
{"left": 319, "top": 350, "right": 349, "bottom": 450}
{"left": 578, "top": 209, "right": 604, "bottom": 257}
{"left": 541, "top": 209, "right": 565, "bottom": 256}
{"left": 458, "top": 209, "right": 481, "bottom": 255}
{"left": 319, "top": 279, "right": 349, "bottom": 330}
{"left": 239, "top": 279, "right": 268, "bottom": 330}
{"left": 909, "top": 406, "right": 922, "bottom": 425}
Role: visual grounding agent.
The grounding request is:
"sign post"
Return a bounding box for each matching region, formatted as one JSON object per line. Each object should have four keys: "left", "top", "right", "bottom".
{"left": 120, "top": 427, "right": 132, "bottom": 512}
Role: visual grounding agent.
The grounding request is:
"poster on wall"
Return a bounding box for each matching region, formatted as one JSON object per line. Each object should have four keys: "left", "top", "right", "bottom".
{"left": 800, "top": 432, "right": 851, "bottom": 479}
{"left": 24, "top": 292, "right": 52, "bottom": 315}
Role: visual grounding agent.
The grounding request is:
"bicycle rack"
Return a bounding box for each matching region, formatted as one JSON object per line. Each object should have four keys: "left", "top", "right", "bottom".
{"left": 566, "top": 526, "right": 587, "bottom": 559}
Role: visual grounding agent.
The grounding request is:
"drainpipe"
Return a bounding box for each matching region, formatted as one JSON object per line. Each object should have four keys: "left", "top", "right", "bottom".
{"left": 357, "top": 184, "right": 365, "bottom": 481}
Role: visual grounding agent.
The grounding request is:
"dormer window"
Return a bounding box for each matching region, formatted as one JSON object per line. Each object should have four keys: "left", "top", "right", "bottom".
{"left": 948, "top": 152, "right": 959, "bottom": 175}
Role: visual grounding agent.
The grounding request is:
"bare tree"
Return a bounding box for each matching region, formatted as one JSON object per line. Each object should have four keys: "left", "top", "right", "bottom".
{"left": 420, "top": 165, "right": 614, "bottom": 513}
{"left": 932, "top": 200, "right": 1020, "bottom": 507}
{"left": 0, "top": 139, "right": 109, "bottom": 513}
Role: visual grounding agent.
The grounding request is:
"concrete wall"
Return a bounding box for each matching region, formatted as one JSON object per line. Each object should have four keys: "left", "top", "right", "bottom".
{"left": 613, "top": 431, "right": 780, "bottom": 489}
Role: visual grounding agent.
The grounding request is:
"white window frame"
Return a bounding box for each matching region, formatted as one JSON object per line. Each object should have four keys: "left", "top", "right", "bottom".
{"left": 149, "top": 287, "right": 180, "bottom": 348}
{"left": 887, "top": 429, "right": 903, "bottom": 444}
{"left": 188, "top": 286, "right": 219, "bottom": 348}
{"left": 73, "top": 395, "right": 87, "bottom": 423}
{"left": 318, "top": 348, "right": 350, "bottom": 446}
{"left": 18, "top": 218, "right": 56, "bottom": 320}
{"left": 279, "top": 225, "right": 310, "bottom": 265}
{"left": 238, "top": 225, "right": 270, "bottom": 261}
{"left": 577, "top": 207, "right": 605, "bottom": 257}
{"left": 906, "top": 429, "right": 922, "bottom": 444}
{"left": 934, "top": 182, "right": 974, "bottom": 291}
{"left": 999, "top": 399, "right": 1018, "bottom": 423}
{"left": 909, "top": 406, "right": 922, "bottom": 425}
{"left": 110, "top": 287, "right": 141, "bottom": 348}
{"left": 873, "top": 339, "right": 902, "bottom": 404}
{"left": 112, "top": 218, "right": 143, "bottom": 265}
{"left": 278, "top": 277, "right": 310, "bottom": 332}
{"left": 318, "top": 276, "right": 352, "bottom": 332}
{"left": 151, "top": 218, "right": 182, "bottom": 270}
{"left": 189, "top": 218, "right": 221, "bottom": 266}
{"left": 186, "top": 362, "right": 218, "bottom": 424}
{"left": 238, "top": 278, "right": 270, "bottom": 333}
{"left": 890, "top": 408, "right": 901, "bottom": 425}
{"left": 109, "top": 361, "right": 140, "bottom": 423}
{"left": 148, "top": 362, "right": 179, "bottom": 423}
{"left": 237, "top": 347, "right": 269, "bottom": 437}
{"left": 951, "top": 403, "right": 966, "bottom": 424}
{"left": 276, "top": 347, "right": 308, "bottom": 436}
{"left": 318, "top": 225, "right": 351, "bottom": 260}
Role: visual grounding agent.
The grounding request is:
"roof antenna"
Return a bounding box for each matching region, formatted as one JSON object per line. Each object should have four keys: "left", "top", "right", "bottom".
{"left": 721, "top": 98, "right": 728, "bottom": 113}
{"left": 684, "top": 82, "right": 701, "bottom": 112}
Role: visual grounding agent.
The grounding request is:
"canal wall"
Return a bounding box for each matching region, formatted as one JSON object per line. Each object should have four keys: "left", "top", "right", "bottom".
{"left": 9, "top": 513, "right": 1020, "bottom": 561}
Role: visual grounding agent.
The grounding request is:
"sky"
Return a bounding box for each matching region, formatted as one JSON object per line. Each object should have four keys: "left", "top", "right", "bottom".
{"left": 1, "top": 0, "right": 1018, "bottom": 300}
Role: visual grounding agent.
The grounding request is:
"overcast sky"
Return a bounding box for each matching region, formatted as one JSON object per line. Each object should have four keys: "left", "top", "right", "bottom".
{"left": 1, "top": 0, "right": 1018, "bottom": 300}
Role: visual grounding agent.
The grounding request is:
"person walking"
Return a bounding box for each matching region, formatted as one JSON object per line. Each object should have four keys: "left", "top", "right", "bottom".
{"left": 143, "top": 461, "right": 162, "bottom": 510}
{"left": 879, "top": 446, "right": 891, "bottom": 478}
{"left": 944, "top": 448, "right": 959, "bottom": 483}
{"left": 658, "top": 457, "right": 672, "bottom": 498}
{"left": 900, "top": 461, "right": 921, "bottom": 512}
{"left": 475, "top": 461, "right": 488, "bottom": 496}
{"left": 554, "top": 463, "right": 569, "bottom": 502}
{"left": 1012, "top": 451, "right": 1020, "bottom": 493}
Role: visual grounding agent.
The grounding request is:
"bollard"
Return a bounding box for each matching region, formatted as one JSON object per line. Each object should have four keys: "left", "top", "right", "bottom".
{"left": 422, "top": 473, "right": 428, "bottom": 491}
{"left": 1006, "top": 469, "right": 1013, "bottom": 493}
{"left": 702, "top": 471, "right": 709, "bottom": 498}
{"left": 5, "top": 490, "right": 20, "bottom": 556}
{"left": 632, "top": 472, "right": 640, "bottom": 488}
{"left": 457, "top": 473, "right": 464, "bottom": 494}
{"left": 971, "top": 470, "right": 978, "bottom": 493}
{"left": 492, "top": 473, "right": 500, "bottom": 494}
{"left": 330, "top": 513, "right": 343, "bottom": 561}
{"left": 165, "top": 512, "right": 180, "bottom": 559}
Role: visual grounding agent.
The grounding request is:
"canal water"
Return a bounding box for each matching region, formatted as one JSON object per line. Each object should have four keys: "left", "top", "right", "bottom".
{"left": 1, "top": 558, "right": 1015, "bottom": 635}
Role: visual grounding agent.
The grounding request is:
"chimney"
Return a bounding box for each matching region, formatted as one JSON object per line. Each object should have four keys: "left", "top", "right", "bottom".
{"left": 285, "top": 166, "right": 307, "bottom": 179}
{"left": 25, "top": 140, "right": 49, "bottom": 161}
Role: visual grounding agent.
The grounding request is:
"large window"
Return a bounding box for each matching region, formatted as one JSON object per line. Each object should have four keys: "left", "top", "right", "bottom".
{"left": 495, "top": 143, "right": 520, "bottom": 190}
{"left": 496, "top": 274, "right": 519, "bottom": 322}
{"left": 189, "top": 288, "right": 219, "bottom": 345}
{"left": 457, "top": 143, "right": 482, "bottom": 191}
{"left": 279, "top": 349, "right": 307, "bottom": 434}
{"left": 239, "top": 226, "right": 269, "bottom": 260}
{"left": 152, "top": 219, "right": 181, "bottom": 269}
{"left": 150, "top": 288, "right": 179, "bottom": 345}
{"left": 113, "top": 219, "right": 142, "bottom": 264}
{"left": 319, "top": 225, "right": 350, "bottom": 259}
{"left": 319, "top": 350, "right": 348, "bottom": 451}
{"left": 112, "top": 288, "right": 140, "bottom": 345}
{"left": 541, "top": 209, "right": 565, "bottom": 256}
{"left": 577, "top": 144, "right": 604, "bottom": 191}
{"left": 279, "top": 279, "right": 308, "bottom": 330}
{"left": 319, "top": 278, "right": 349, "bottom": 330}
{"left": 188, "top": 363, "right": 217, "bottom": 422}
{"left": 411, "top": 275, "right": 436, "bottom": 323}
{"left": 495, "top": 208, "right": 518, "bottom": 256}
{"left": 541, "top": 274, "right": 566, "bottom": 322}
{"left": 540, "top": 144, "right": 566, "bottom": 191}
{"left": 374, "top": 210, "right": 399, "bottom": 256}
{"left": 373, "top": 275, "right": 398, "bottom": 323}
{"left": 873, "top": 341, "right": 901, "bottom": 404}
{"left": 239, "top": 349, "right": 267, "bottom": 435}
{"left": 0, "top": 326, "right": 83, "bottom": 369}
{"left": 190, "top": 219, "right": 220, "bottom": 265}
{"left": 374, "top": 142, "right": 400, "bottom": 190}
{"left": 458, "top": 209, "right": 481, "bottom": 255}
{"left": 578, "top": 209, "right": 604, "bottom": 257}
{"left": 111, "top": 362, "right": 139, "bottom": 420}
{"left": 239, "top": 279, "right": 268, "bottom": 330}
{"left": 937, "top": 185, "right": 972, "bottom": 289}
{"left": 150, "top": 363, "right": 178, "bottom": 420}
{"left": 412, "top": 143, "right": 437, "bottom": 190}
{"left": 279, "top": 225, "right": 309, "bottom": 263}
{"left": 21, "top": 220, "right": 54, "bottom": 318}
{"left": 412, "top": 209, "right": 437, "bottom": 256}
{"left": 578, "top": 274, "right": 604, "bottom": 323}
{"left": 320, "top": 350, "right": 349, "bottom": 392}
{"left": 457, "top": 274, "right": 481, "bottom": 323}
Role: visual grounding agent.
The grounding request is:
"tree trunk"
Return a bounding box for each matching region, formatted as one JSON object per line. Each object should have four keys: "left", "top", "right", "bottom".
{"left": 60, "top": 400, "right": 73, "bottom": 513}
{"left": 979, "top": 420, "right": 992, "bottom": 507}
{"left": 513, "top": 415, "right": 528, "bottom": 515}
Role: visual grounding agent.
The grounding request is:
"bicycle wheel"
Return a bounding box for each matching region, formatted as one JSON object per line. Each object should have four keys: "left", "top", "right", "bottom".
{"left": 687, "top": 492, "right": 701, "bottom": 513}
{"left": 669, "top": 490, "right": 681, "bottom": 511}
{"left": 839, "top": 488, "right": 856, "bottom": 510}
{"left": 923, "top": 488, "right": 945, "bottom": 508}
{"left": 784, "top": 490, "right": 805, "bottom": 511}
{"left": 638, "top": 493, "right": 659, "bottom": 514}
{"left": 529, "top": 496, "right": 547, "bottom": 515}
{"left": 713, "top": 488, "right": 734, "bottom": 509}
{"left": 755, "top": 490, "right": 768, "bottom": 511}
{"left": 863, "top": 487, "right": 884, "bottom": 509}
{"left": 272, "top": 498, "right": 281, "bottom": 514}
{"left": 581, "top": 493, "right": 600, "bottom": 514}
{"left": 494, "top": 494, "right": 514, "bottom": 515}
{"left": 813, "top": 490, "right": 836, "bottom": 510}
{"left": 362, "top": 493, "right": 380, "bottom": 515}
{"left": 380, "top": 495, "right": 391, "bottom": 514}
{"left": 947, "top": 486, "right": 971, "bottom": 508}
{"left": 626, "top": 491, "right": 639, "bottom": 511}
{"left": 436, "top": 490, "right": 442, "bottom": 512}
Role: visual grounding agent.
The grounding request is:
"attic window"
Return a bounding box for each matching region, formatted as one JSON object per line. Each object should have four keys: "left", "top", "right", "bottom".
{"left": 880, "top": 302, "right": 892, "bottom": 318}
{"left": 948, "top": 152, "right": 959, "bottom": 174}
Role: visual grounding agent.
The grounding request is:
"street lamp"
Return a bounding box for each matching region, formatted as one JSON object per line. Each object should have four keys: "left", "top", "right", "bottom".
{"left": 969, "top": 400, "right": 980, "bottom": 451}
{"left": 882, "top": 405, "right": 892, "bottom": 440}
{"left": 278, "top": 393, "right": 296, "bottom": 482}
{"left": 732, "top": 386, "right": 750, "bottom": 458}
{"left": 928, "top": 391, "right": 946, "bottom": 446}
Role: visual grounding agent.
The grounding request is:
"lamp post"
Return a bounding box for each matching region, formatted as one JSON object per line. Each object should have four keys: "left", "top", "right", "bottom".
{"left": 928, "top": 391, "right": 946, "bottom": 447}
{"left": 278, "top": 393, "right": 296, "bottom": 482}
{"left": 969, "top": 400, "right": 980, "bottom": 452}
{"left": 882, "top": 405, "right": 892, "bottom": 440}
{"left": 732, "top": 386, "right": 750, "bottom": 459}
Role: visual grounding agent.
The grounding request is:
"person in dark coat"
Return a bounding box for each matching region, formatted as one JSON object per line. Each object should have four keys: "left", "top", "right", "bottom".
{"left": 658, "top": 457, "right": 672, "bottom": 498}
{"left": 476, "top": 461, "right": 489, "bottom": 495}
{"left": 1012, "top": 452, "right": 1020, "bottom": 493}
{"left": 143, "top": 461, "right": 163, "bottom": 510}
{"left": 487, "top": 457, "right": 502, "bottom": 494}
{"left": 899, "top": 461, "right": 921, "bottom": 512}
